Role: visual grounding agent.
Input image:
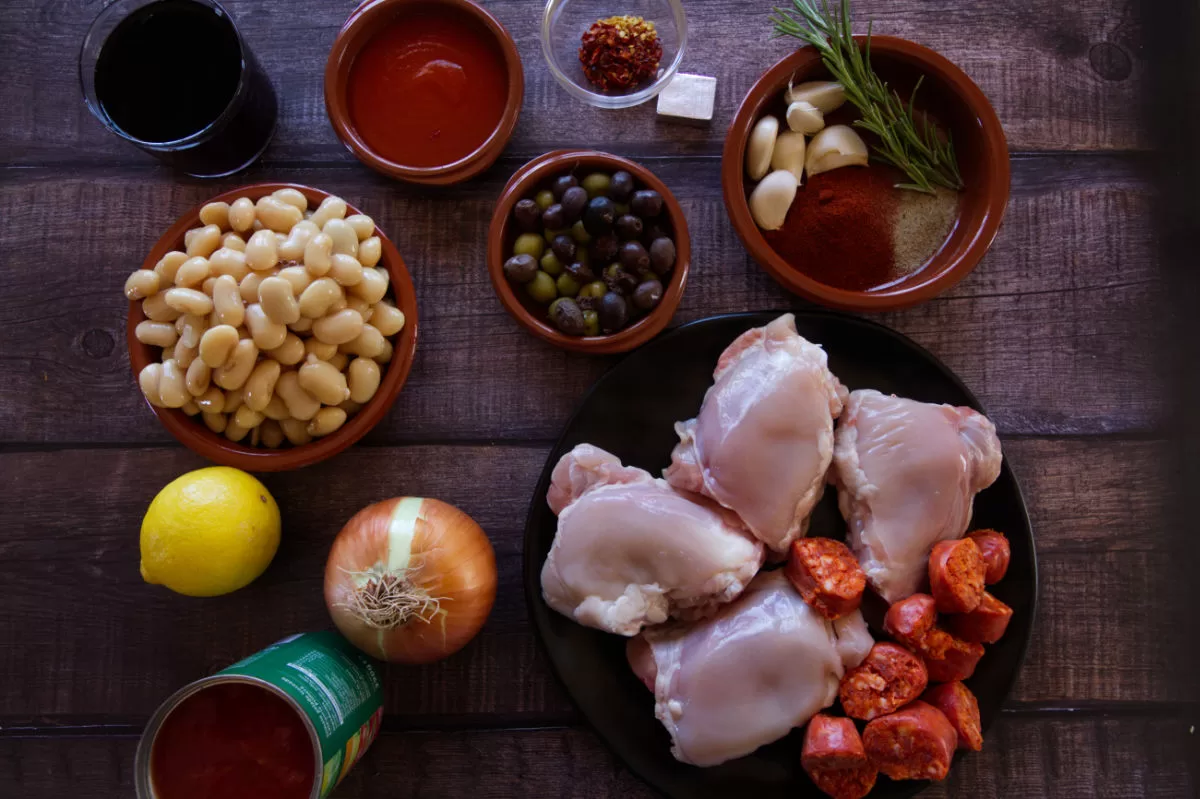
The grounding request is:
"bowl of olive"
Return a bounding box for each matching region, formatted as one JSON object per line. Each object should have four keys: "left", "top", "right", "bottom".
{"left": 487, "top": 150, "right": 690, "bottom": 353}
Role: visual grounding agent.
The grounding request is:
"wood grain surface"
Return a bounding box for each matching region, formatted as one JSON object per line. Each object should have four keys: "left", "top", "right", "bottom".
{"left": 0, "top": 0, "right": 1185, "bottom": 796}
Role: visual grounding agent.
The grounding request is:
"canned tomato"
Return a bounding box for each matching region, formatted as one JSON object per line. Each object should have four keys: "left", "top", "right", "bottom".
{"left": 135, "top": 631, "right": 384, "bottom": 799}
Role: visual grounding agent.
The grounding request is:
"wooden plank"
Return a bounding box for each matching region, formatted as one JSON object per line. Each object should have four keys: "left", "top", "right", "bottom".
{"left": 0, "top": 438, "right": 1186, "bottom": 725}
{"left": 1, "top": 715, "right": 1193, "bottom": 798}
{"left": 0, "top": 155, "right": 1159, "bottom": 444}
{"left": 0, "top": 0, "right": 1144, "bottom": 166}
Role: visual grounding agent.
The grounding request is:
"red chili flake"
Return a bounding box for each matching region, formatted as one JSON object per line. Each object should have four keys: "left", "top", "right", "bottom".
{"left": 578, "top": 15, "right": 663, "bottom": 92}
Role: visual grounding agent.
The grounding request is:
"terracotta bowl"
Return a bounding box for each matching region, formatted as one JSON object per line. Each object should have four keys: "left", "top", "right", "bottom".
{"left": 487, "top": 150, "right": 691, "bottom": 354}
{"left": 324, "top": 0, "right": 524, "bottom": 186}
{"left": 127, "top": 183, "right": 419, "bottom": 472}
{"left": 723, "top": 37, "right": 1010, "bottom": 311}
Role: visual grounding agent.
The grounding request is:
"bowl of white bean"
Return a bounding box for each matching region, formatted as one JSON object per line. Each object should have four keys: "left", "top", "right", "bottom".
{"left": 125, "top": 183, "right": 419, "bottom": 471}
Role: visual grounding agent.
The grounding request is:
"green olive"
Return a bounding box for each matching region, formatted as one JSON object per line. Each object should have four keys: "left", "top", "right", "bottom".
{"left": 540, "top": 251, "right": 564, "bottom": 276}
{"left": 582, "top": 309, "right": 600, "bottom": 336}
{"left": 525, "top": 270, "right": 557, "bottom": 304}
{"left": 514, "top": 233, "right": 545, "bottom": 259}
{"left": 579, "top": 280, "right": 607, "bottom": 299}
{"left": 535, "top": 189, "right": 555, "bottom": 210}
{"left": 570, "top": 220, "right": 592, "bottom": 244}
{"left": 556, "top": 273, "right": 581, "bottom": 297}
{"left": 576, "top": 247, "right": 590, "bottom": 266}
{"left": 614, "top": 202, "right": 631, "bottom": 216}
{"left": 544, "top": 227, "right": 570, "bottom": 244}
{"left": 582, "top": 173, "right": 612, "bottom": 198}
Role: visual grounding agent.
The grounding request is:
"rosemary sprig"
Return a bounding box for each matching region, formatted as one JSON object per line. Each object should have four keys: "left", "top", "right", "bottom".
{"left": 770, "top": 0, "right": 963, "bottom": 193}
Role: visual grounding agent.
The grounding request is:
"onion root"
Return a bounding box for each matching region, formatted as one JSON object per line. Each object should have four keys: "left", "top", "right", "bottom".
{"left": 336, "top": 566, "right": 444, "bottom": 630}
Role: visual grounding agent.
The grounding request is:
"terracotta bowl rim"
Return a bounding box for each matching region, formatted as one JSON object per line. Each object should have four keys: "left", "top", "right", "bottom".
{"left": 323, "top": 0, "right": 525, "bottom": 185}
{"left": 721, "top": 35, "right": 1010, "bottom": 311}
{"left": 127, "top": 182, "right": 420, "bottom": 472}
{"left": 487, "top": 149, "right": 691, "bottom": 354}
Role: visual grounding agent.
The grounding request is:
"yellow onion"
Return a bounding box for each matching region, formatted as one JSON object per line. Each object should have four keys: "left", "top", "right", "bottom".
{"left": 324, "top": 497, "right": 497, "bottom": 664}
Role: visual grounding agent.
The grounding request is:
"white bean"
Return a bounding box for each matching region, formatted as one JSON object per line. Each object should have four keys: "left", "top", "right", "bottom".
{"left": 234, "top": 404, "right": 265, "bottom": 429}
{"left": 272, "top": 188, "right": 308, "bottom": 212}
{"left": 229, "top": 198, "right": 256, "bottom": 231}
{"left": 279, "top": 417, "right": 313, "bottom": 446}
{"left": 136, "top": 321, "right": 177, "bottom": 348}
{"left": 173, "top": 256, "right": 210, "bottom": 288}
{"left": 224, "top": 419, "right": 251, "bottom": 443}
{"left": 199, "top": 324, "right": 240, "bottom": 369}
{"left": 244, "top": 359, "right": 282, "bottom": 412}
{"left": 222, "top": 232, "right": 247, "bottom": 252}
{"left": 186, "top": 224, "right": 222, "bottom": 258}
{"left": 341, "top": 323, "right": 386, "bottom": 359}
{"left": 195, "top": 386, "right": 225, "bottom": 413}
{"left": 125, "top": 269, "right": 161, "bottom": 301}
{"left": 276, "top": 371, "right": 321, "bottom": 421}
{"left": 261, "top": 394, "right": 290, "bottom": 421}
{"left": 181, "top": 400, "right": 200, "bottom": 417}
{"left": 276, "top": 265, "right": 313, "bottom": 296}
{"left": 213, "top": 339, "right": 258, "bottom": 390}
{"left": 303, "top": 233, "right": 334, "bottom": 276}
{"left": 328, "top": 253, "right": 363, "bottom": 287}
{"left": 245, "top": 303, "right": 287, "bottom": 350}
{"left": 358, "top": 236, "right": 382, "bottom": 267}
{"left": 279, "top": 220, "right": 319, "bottom": 262}
{"left": 245, "top": 229, "right": 279, "bottom": 272}
{"left": 210, "top": 248, "right": 249, "bottom": 281}
{"left": 177, "top": 314, "right": 207, "bottom": 349}
{"left": 185, "top": 358, "right": 211, "bottom": 396}
{"left": 375, "top": 339, "right": 394, "bottom": 364}
{"left": 348, "top": 357, "right": 381, "bottom": 403}
{"left": 223, "top": 386, "right": 245, "bottom": 413}
{"left": 310, "top": 196, "right": 347, "bottom": 228}
{"left": 174, "top": 340, "right": 198, "bottom": 369}
{"left": 268, "top": 332, "right": 305, "bottom": 366}
{"left": 350, "top": 268, "right": 388, "bottom": 304}
{"left": 345, "top": 295, "right": 371, "bottom": 321}
{"left": 323, "top": 219, "right": 358, "bottom": 258}
{"left": 202, "top": 411, "right": 227, "bottom": 433}
{"left": 258, "top": 277, "right": 301, "bottom": 325}
{"left": 163, "top": 287, "right": 213, "bottom": 316}
{"left": 154, "top": 251, "right": 189, "bottom": 284}
{"left": 139, "top": 363, "right": 165, "bottom": 407}
{"left": 298, "top": 278, "right": 343, "bottom": 319}
{"left": 209, "top": 274, "right": 244, "bottom": 327}
{"left": 328, "top": 352, "right": 349, "bottom": 372}
{"left": 305, "top": 337, "right": 339, "bottom": 360}
{"left": 346, "top": 214, "right": 375, "bottom": 241}
{"left": 371, "top": 302, "right": 406, "bottom": 336}
{"left": 199, "top": 201, "right": 231, "bottom": 230}
{"left": 313, "top": 308, "right": 364, "bottom": 345}
{"left": 289, "top": 316, "right": 314, "bottom": 334}
{"left": 259, "top": 419, "right": 285, "bottom": 448}
{"left": 239, "top": 270, "right": 274, "bottom": 304}
{"left": 256, "top": 196, "right": 303, "bottom": 233}
{"left": 158, "top": 359, "right": 188, "bottom": 408}
{"left": 298, "top": 355, "right": 350, "bottom": 405}
{"left": 306, "top": 407, "right": 347, "bottom": 438}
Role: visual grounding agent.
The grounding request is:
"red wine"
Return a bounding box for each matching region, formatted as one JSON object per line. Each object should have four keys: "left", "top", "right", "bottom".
{"left": 90, "top": 0, "right": 276, "bottom": 175}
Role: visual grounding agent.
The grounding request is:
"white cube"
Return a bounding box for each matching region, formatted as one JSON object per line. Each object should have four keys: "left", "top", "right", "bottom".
{"left": 656, "top": 73, "right": 717, "bottom": 122}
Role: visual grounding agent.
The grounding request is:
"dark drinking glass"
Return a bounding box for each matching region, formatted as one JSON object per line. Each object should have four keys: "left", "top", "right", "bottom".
{"left": 79, "top": 0, "right": 277, "bottom": 177}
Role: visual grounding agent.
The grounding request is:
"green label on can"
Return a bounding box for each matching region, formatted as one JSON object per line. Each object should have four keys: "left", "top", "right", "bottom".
{"left": 220, "top": 631, "right": 384, "bottom": 798}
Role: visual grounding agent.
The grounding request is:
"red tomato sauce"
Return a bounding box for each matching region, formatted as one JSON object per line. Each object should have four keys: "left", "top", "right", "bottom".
{"left": 347, "top": 7, "right": 509, "bottom": 168}
{"left": 150, "top": 682, "right": 314, "bottom": 799}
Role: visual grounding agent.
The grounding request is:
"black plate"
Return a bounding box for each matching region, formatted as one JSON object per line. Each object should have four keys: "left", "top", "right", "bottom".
{"left": 523, "top": 312, "right": 1037, "bottom": 799}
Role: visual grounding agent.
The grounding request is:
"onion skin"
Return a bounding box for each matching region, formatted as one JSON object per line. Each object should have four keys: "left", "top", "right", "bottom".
{"left": 324, "top": 497, "right": 498, "bottom": 664}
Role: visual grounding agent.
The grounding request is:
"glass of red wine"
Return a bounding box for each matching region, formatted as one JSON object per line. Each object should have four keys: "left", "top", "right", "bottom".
{"left": 79, "top": 0, "right": 277, "bottom": 177}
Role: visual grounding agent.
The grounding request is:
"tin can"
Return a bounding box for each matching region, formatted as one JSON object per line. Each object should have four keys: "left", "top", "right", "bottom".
{"left": 135, "top": 631, "right": 384, "bottom": 798}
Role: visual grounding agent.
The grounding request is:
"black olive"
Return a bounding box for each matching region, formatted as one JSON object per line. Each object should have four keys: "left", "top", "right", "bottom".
{"left": 633, "top": 279, "right": 664, "bottom": 311}
{"left": 603, "top": 264, "right": 638, "bottom": 295}
{"left": 598, "top": 292, "right": 629, "bottom": 333}
{"left": 551, "top": 234, "right": 576, "bottom": 263}
{"left": 631, "top": 189, "right": 664, "bottom": 218}
{"left": 649, "top": 237, "right": 676, "bottom": 275}
{"left": 565, "top": 261, "right": 595, "bottom": 283}
{"left": 548, "top": 297, "right": 586, "bottom": 336}
{"left": 590, "top": 232, "right": 620, "bottom": 263}
{"left": 643, "top": 223, "right": 670, "bottom": 245}
{"left": 561, "top": 186, "right": 588, "bottom": 223}
{"left": 609, "top": 170, "right": 635, "bottom": 203}
{"left": 542, "top": 203, "right": 566, "bottom": 230}
{"left": 503, "top": 254, "right": 538, "bottom": 284}
{"left": 615, "top": 214, "right": 644, "bottom": 241}
{"left": 619, "top": 241, "right": 651, "bottom": 274}
{"left": 551, "top": 174, "right": 579, "bottom": 199}
{"left": 513, "top": 199, "right": 541, "bottom": 232}
{"left": 582, "top": 196, "right": 616, "bottom": 236}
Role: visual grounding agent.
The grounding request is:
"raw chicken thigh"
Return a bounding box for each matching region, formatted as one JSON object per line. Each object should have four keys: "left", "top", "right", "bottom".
{"left": 832, "top": 389, "right": 1003, "bottom": 603}
{"left": 541, "top": 444, "right": 765, "bottom": 636}
{"left": 665, "top": 314, "right": 846, "bottom": 553}
{"left": 626, "top": 570, "right": 873, "bottom": 767}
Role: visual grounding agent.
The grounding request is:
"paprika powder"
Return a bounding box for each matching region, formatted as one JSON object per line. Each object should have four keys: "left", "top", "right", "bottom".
{"left": 763, "top": 165, "right": 899, "bottom": 292}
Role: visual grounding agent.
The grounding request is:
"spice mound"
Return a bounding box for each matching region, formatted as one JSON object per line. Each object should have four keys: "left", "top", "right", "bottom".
{"left": 579, "top": 15, "right": 662, "bottom": 92}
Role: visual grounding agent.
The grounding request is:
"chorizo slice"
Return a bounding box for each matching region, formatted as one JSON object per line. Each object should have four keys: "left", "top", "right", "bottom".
{"left": 839, "top": 642, "right": 929, "bottom": 721}
{"left": 968, "top": 529, "right": 1011, "bottom": 584}
{"left": 929, "top": 538, "right": 986, "bottom": 613}
{"left": 863, "top": 700, "right": 957, "bottom": 781}
{"left": 922, "top": 681, "right": 983, "bottom": 751}
{"left": 786, "top": 537, "right": 867, "bottom": 620}
{"left": 801, "top": 714, "right": 878, "bottom": 799}
{"left": 883, "top": 593, "right": 938, "bottom": 649}
{"left": 916, "top": 627, "right": 985, "bottom": 683}
{"left": 945, "top": 591, "right": 1013, "bottom": 644}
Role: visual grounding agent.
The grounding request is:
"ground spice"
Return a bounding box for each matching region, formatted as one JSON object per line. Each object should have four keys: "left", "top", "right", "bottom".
{"left": 579, "top": 16, "right": 662, "bottom": 92}
{"left": 764, "top": 166, "right": 899, "bottom": 291}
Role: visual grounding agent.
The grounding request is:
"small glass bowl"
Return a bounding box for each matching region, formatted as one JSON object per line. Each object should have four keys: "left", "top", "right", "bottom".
{"left": 541, "top": 0, "right": 686, "bottom": 109}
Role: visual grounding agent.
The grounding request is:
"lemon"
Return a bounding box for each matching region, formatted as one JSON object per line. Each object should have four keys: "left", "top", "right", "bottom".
{"left": 140, "top": 466, "right": 280, "bottom": 597}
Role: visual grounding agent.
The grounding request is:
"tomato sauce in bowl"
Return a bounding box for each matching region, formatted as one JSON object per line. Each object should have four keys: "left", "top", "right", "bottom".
{"left": 340, "top": 1, "right": 511, "bottom": 173}
{"left": 149, "top": 682, "right": 315, "bottom": 799}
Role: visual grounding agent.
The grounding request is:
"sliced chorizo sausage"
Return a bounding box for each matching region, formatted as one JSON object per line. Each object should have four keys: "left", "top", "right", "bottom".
{"left": 863, "top": 700, "right": 957, "bottom": 781}
{"left": 968, "top": 529, "right": 1011, "bottom": 584}
{"left": 929, "top": 538, "right": 986, "bottom": 613}
{"left": 801, "top": 714, "right": 878, "bottom": 799}
{"left": 786, "top": 537, "right": 867, "bottom": 620}
{"left": 915, "top": 627, "right": 985, "bottom": 683}
{"left": 945, "top": 591, "right": 1013, "bottom": 644}
{"left": 922, "top": 681, "right": 983, "bottom": 751}
{"left": 883, "top": 593, "right": 938, "bottom": 649}
{"left": 839, "top": 642, "right": 929, "bottom": 721}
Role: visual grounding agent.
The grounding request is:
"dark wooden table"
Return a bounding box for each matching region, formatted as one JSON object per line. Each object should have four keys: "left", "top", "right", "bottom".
{"left": 1, "top": 0, "right": 1195, "bottom": 796}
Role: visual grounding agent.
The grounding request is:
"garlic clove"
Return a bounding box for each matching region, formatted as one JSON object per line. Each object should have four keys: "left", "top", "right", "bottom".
{"left": 785, "top": 81, "right": 846, "bottom": 114}
{"left": 786, "top": 100, "right": 825, "bottom": 135}
{"left": 748, "top": 170, "right": 799, "bottom": 231}
{"left": 770, "top": 131, "right": 807, "bottom": 183}
{"left": 806, "top": 124, "right": 869, "bottom": 177}
{"left": 746, "top": 116, "right": 780, "bottom": 180}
